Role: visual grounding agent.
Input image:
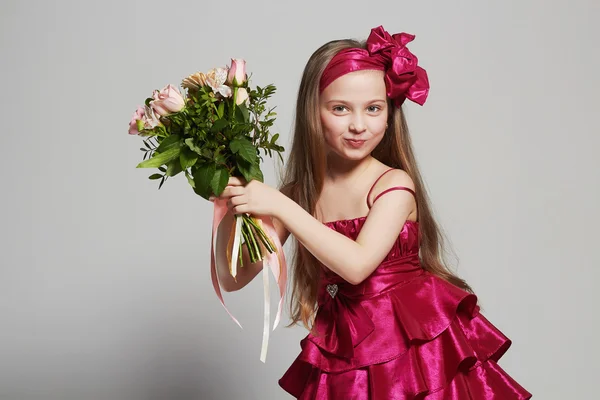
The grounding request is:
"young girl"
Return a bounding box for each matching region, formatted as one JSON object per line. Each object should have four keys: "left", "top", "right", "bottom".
{"left": 213, "top": 25, "right": 532, "bottom": 399}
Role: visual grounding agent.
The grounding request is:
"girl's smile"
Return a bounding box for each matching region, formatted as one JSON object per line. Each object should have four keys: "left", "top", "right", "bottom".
{"left": 345, "top": 138, "right": 366, "bottom": 148}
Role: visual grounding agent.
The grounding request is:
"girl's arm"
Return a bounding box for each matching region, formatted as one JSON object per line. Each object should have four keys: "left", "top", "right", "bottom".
{"left": 275, "top": 171, "right": 416, "bottom": 285}
{"left": 215, "top": 205, "right": 291, "bottom": 292}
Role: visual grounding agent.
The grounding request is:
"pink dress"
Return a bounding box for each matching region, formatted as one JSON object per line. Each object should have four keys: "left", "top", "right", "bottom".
{"left": 278, "top": 169, "right": 532, "bottom": 399}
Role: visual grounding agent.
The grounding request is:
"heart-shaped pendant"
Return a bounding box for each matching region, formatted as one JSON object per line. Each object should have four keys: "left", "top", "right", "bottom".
{"left": 326, "top": 284, "right": 338, "bottom": 298}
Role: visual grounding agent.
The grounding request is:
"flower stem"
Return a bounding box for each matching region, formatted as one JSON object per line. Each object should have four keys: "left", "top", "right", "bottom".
{"left": 232, "top": 87, "right": 238, "bottom": 114}
{"left": 245, "top": 220, "right": 262, "bottom": 262}
{"left": 240, "top": 220, "right": 255, "bottom": 263}
{"left": 244, "top": 215, "right": 275, "bottom": 252}
{"left": 230, "top": 214, "right": 277, "bottom": 276}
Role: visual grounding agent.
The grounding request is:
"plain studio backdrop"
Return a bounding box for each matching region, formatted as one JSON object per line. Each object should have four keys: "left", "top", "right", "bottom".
{"left": 1, "top": 0, "right": 598, "bottom": 399}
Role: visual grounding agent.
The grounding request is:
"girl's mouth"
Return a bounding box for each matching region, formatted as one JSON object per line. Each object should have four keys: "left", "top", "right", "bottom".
{"left": 345, "top": 139, "right": 366, "bottom": 148}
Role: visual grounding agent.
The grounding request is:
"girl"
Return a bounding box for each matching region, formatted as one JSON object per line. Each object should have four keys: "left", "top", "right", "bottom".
{"left": 213, "top": 26, "right": 532, "bottom": 399}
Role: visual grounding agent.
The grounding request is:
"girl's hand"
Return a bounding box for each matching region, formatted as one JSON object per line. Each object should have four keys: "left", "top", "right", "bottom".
{"left": 213, "top": 177, "right": 284, "bottom": 218}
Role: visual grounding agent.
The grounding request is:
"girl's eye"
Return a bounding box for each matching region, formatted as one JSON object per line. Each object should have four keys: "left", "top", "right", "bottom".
{"left": 331, "top": 105, "right": 382, "bottom": 113}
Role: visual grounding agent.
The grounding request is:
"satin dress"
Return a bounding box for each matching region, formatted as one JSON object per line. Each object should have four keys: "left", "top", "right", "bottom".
{"left": 279, "top": 170, "right": 532, "bottom": 399}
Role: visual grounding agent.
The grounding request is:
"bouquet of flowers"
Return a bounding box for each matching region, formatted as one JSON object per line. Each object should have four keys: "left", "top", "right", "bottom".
{"left": 128, "top": 59, "right": 287, "bottom": 362}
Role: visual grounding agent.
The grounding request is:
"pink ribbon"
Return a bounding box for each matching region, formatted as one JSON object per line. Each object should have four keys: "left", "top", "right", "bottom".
{"left": 309, "top": 285, "right": 375, "bottom": 359}
{"left": 319, "top": 25, "right": 430, "bottom": 108}
{"left": 366, "top": 26, "right": 430, "bottom": 107}
{"left": 210, "top": 199, "right": 287, "bottom": 362}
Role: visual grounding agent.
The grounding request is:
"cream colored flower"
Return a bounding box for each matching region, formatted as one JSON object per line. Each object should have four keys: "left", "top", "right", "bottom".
{"left": 182, "top": 71, "right": 208, "bottom": 91}
{"left": 142, "top": 105, "right": 161, "bottom": 129}
{"left": 205, "top": 67, "right": 232, "bottom": 98}
{"left": 236, "top": 87, "right": 250, "bottom": 106}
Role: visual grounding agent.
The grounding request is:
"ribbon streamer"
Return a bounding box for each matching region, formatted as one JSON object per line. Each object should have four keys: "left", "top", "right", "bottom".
{"left": 210, "top": 199, "right": 287, "bottom": 362}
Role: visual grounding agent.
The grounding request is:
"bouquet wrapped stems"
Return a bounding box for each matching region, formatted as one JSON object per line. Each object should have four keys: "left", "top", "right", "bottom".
{"left": 226, "top": 214, "right": 277, "bottom": 279}
{"left": 129, "top": 58, "right": 286, "bottom": 362}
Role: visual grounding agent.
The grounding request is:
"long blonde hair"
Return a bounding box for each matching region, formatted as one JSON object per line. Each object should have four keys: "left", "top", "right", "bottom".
{"left": 277, "top": 39, "right": 473, "bottom": 330}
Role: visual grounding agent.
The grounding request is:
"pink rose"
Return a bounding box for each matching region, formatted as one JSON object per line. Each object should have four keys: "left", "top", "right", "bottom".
{"left": 128, "top": 106, "right": 145, "bottom": 135}
{"left": 236, "top": 88, "right": 249, "bottom": 106}
{"left": 150, "top": 84, "right": 185, "bottom": 116}
{"left": 227, "top": 58, "right": 247, "bottom": 86}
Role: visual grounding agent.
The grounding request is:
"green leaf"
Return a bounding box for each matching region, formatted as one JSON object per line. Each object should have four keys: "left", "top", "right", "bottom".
{"left": 217, "top": 101, "right": 225, "bottom": 119}
{"left": 211, "top": 167, "right": 230, "bottom": 196}
{"left": 210, "top": 118, "right": 228, "bottom": 133}
{"left": 236, "top": 159, "right": 252, "bottom": 183}
{"left": 180, "top": 147, "right": 198, "bottom": 169}
{"left": 232, "top": 123, "right": 253, "bottom": 135}
{"left": 236, "top": 158, "right": 262, "bottom": 183}
{"left": 136, "top": 146, "right": 181, "bottom": 168}
{"left": 234, "top": 103, "right": 250, "bottom": 123}
{"left": 149, "top": 173, "right": 162, "bottom": 180}
{"left": 215, "top": 153, "right": 227, "bottom": 165}
{"left": 193, "top": 163, "right": 216, "bottom": 199}
{"left": 166, "top": 158, "right": 183, "bottom": 177}
{"left": 156, "top": 134, "right": 181, "bottom": 153}
{"left": 248, "top": 162, "right": 264, "bottom": 182}
{"left": 201, "top": 148, "right": 213, "bottom": 159}
{"left": 213, "top": 145, "right": 228, "bottom": 165}
{"left": 185, "top": 138, "right": 203, "bottom": 155}
{"left": 185, "top": 171, "right": 196, "bottom": 188}
{"left": 230, "top": 137, "right": 257, "bottom": 163}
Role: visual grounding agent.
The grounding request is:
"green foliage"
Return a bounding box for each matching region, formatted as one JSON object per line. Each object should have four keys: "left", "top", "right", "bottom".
{"left": 135, "top": 77, "right": 285, "bottom": 197}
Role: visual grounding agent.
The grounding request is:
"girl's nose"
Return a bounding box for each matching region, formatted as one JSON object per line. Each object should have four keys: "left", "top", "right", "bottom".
{"left": 349, "top": 114, "right": 366, "bottom": 133}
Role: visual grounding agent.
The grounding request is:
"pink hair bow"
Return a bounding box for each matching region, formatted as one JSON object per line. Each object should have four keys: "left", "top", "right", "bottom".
{"left": 366, "top": 26, "right": 430, "bottom": 107}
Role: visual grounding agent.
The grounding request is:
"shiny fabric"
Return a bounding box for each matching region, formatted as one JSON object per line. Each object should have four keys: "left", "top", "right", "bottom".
{"left": 319, "top": 25, "right": 430, "bottom": 107}
{"left": 209, "top": 199, "right": 287, "bottom": 362}
{"left": 279, "top": 217, "right": 532, "bottom": 399}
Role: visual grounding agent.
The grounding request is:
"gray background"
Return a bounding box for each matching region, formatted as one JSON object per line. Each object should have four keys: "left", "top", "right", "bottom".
{"left": 1, "top": 0, "right": 598, "bottom": 399}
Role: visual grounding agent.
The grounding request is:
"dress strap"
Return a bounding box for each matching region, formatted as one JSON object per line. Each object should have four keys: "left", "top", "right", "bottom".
{"left": 366, "top": 168, "right": 418, "bottom": 210}
{"left": 371, "top": 187, "right": 417, "bottom": 208}
{"left": 366, "top": 168, "right": 395, "bottom": 208}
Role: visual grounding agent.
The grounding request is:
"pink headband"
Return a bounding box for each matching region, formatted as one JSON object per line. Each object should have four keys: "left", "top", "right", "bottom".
{"left": 319, "top": 25, "right": 430, "bottom": 107}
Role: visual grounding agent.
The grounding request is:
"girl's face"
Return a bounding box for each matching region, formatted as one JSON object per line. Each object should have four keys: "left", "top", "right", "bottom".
{"left": 319, "top": 70, "right": 389, "bottom": 162}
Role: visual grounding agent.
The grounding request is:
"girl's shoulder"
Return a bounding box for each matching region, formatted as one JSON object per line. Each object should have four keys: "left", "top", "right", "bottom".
{"left": 366, "top": 165, "right": 416, "bottom": 206}
{"left": 366, "top": 165, "right": 418, "bottom": 221}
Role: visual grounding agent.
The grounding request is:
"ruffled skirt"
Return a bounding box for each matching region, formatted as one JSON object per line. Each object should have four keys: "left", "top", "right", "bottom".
{"left": 279, "top": 271, "right": 532, "bottom": 399}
